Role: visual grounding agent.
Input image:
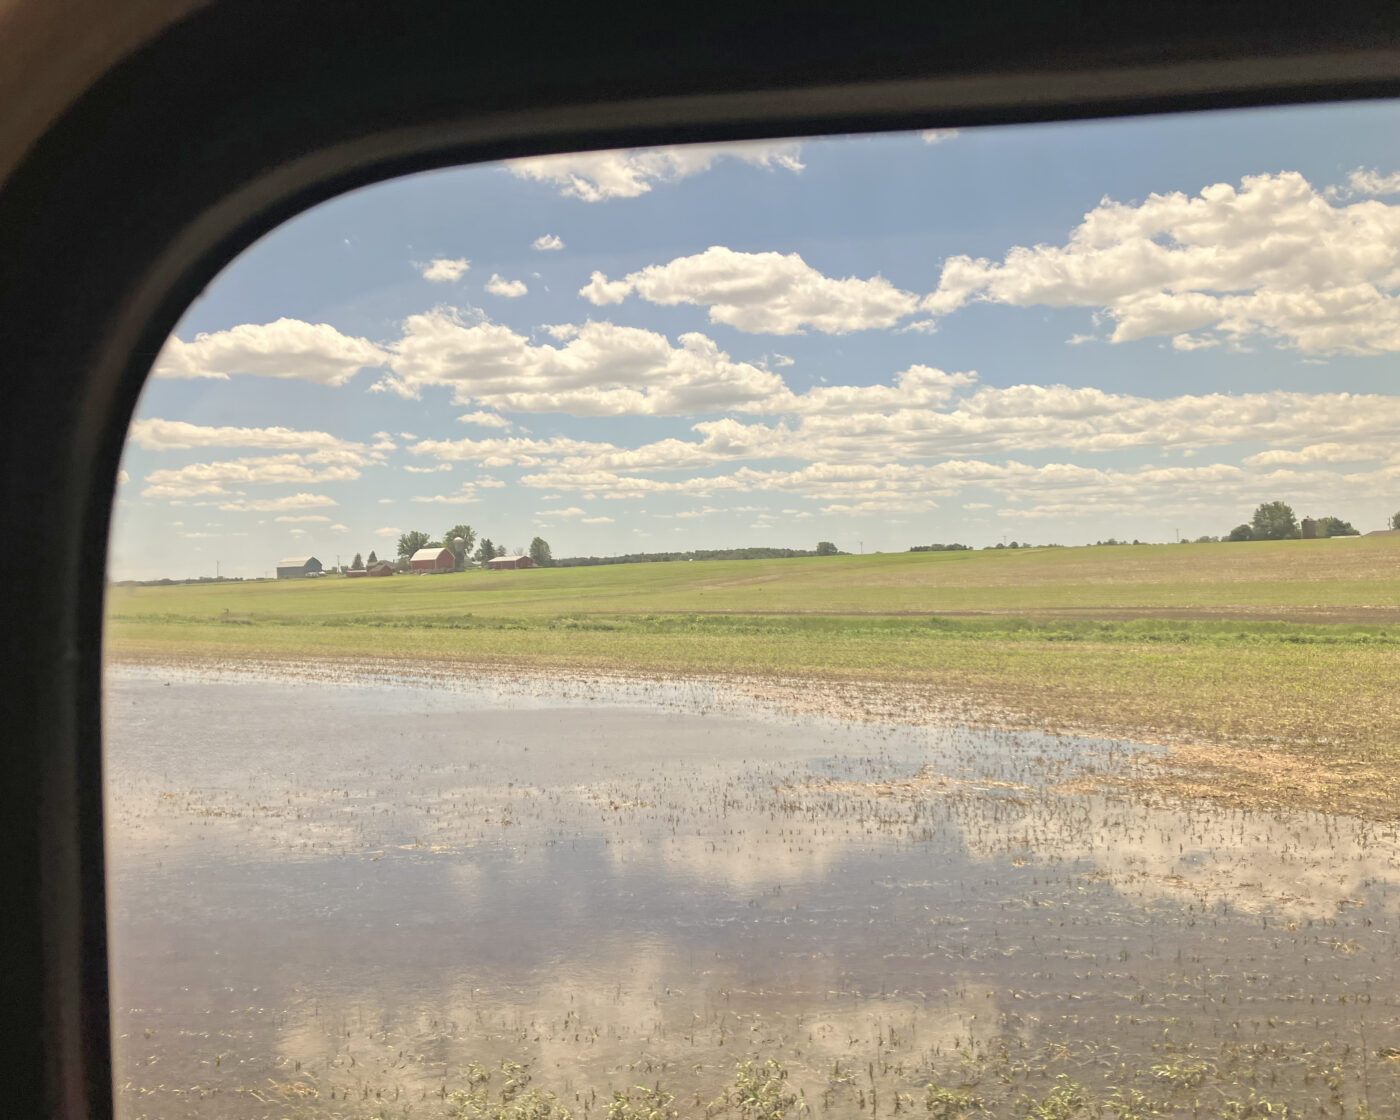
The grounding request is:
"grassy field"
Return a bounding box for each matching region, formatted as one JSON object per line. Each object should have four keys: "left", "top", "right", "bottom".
{"left": 106, "top": 537, "right": 1400, "bottom": 817}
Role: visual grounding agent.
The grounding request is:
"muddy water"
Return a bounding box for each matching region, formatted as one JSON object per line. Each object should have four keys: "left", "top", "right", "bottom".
{"left": 105, "top": 668, "right": 1400, "bottom": 1119}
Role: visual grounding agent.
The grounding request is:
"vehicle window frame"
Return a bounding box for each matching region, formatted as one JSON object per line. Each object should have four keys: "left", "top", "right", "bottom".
{"left": 5, "top": 7, "right": 1400, "bottom": 1117}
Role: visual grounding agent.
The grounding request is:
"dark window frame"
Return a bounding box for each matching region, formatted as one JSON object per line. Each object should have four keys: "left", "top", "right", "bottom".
{"left": 3, "top": 5, "right": 1399, "bottom": 1115}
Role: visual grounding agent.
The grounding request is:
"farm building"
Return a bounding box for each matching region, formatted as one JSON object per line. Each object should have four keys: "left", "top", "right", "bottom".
{"left": 1365, "top": 528, "right": 1400, "bottom": 537}
{"left": 486, "top": 555, "right": 535, "bottom": 570}
{"left": 410, "top": 546, "right": 455, "bottom": 573}
{"left": 366, "top": 559, "right": 396, "bottom": 576}
{"left": 276, "top": 556, "right": 323, "bottom": 579}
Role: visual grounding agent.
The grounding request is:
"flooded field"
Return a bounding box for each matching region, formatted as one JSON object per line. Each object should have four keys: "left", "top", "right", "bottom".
{"left": 106, "top": 668, "right": 1400, "bottom": 1119}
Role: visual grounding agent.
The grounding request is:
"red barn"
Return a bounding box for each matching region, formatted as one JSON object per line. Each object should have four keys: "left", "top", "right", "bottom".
{"left": 366, "top": 560, "right": 396, "bottom": 576}
{"left": 486, "top": 555, "right": 535, "bottom": 570}
{"left": 410, "top": 546, "right": 454, "bottom": 573}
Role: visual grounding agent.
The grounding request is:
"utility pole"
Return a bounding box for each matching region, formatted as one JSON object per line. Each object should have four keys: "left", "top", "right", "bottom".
{"left": 858, "top": 540, "right": 863, "bottom": 554}
{"left": 215, "top": 559, "right": 219, "bottom": 579}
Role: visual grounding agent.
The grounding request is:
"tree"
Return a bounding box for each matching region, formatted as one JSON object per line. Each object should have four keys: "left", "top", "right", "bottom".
{"left": 397, "top": 530, "right": 431, "bottom": 558}
{"left": 1392, "top": 511, "right": 1400, "bottom": 530}
{"left": 442, "top": 524, "right": 476, "bottom": 570}
{"left": 474, "top": 537, "right": 496, "bottom": 564}
{"left": 1315, "top": 516, "right": 1358, "bottom": 538}
{"left": 1250, "top": 501, "right": 1299, "bottom": 541}
{"left": 816, "top": 541, "right": 838, "bottom": 556}
{"left": 350, "top": 552, "right": 364, "bottom": 570}
{"left": 367, "top": 550, "right": 378, "bottom": 565}
{"left": 1227, "top": 523, "right": 1254, "bottom": 542}
{"left": 529, "top": 536, "right": 553, "bottom": 567}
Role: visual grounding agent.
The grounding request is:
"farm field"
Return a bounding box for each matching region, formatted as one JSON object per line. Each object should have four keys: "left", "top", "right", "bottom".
{"left": 107, "top": 537, "right": 1400, "bottom": 819}
{"left": 109, "top": 536, "right": 1400, "bottom": 621}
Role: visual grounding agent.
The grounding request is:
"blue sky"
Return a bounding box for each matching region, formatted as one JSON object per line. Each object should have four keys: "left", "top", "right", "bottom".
{"left": 111, "top": 100, "right": 1400, "bottom": 579}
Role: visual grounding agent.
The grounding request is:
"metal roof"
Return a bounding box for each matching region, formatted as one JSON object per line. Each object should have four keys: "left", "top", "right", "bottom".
{"left": 410, "top": 547, "right": 451, "bottom": 561}
{"left": 487, "top": 555, "right": 528, "bottom": 563}
{"left": 277, "top": 556, "right": 318, "bottom": 567}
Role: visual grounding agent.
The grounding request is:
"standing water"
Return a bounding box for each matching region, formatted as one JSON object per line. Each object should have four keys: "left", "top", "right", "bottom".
{"left": 106, "top": 669, "right": 1400, "bottom": 1118}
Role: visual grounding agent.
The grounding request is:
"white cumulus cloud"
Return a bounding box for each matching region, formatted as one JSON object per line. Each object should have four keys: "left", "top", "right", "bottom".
{"left": 532, "top": 234, "right": 565, "bottom": 251}
{"left": 384, "top": 311, "right": 786, "bottom": 415}
{"left": 485, "top": 274, "right": 528, "bottom": 298}
{"left": 1343, "top": 168, "right": 1400, "bottom": 196}
{"left": 151, "top": 319, "right": 388, "bottom": 383}
{"left": 505, "top": 140, "right": 804, "bottom": 202}
{"left": 127, "top": 418, "right": 373, "bottom": 454}
{"left": 420, "top": 257, "right": 470, "bottom": 282}
{"left": 458, "top": 411, "right": 513, "bottom": 429}
{"left": 923, "top": 170, "right": 1400, "bottom": 355}
{"left": 217, "top": 493, "right": 338, "bottom": 512}
{"left": 580, "top": 246, "right": 920, "bottom": 334}
{"left": 140, "top": 452, "right": 364, "bottom": 499}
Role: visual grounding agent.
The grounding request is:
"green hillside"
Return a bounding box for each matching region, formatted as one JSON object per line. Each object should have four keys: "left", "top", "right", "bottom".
{"left": 108, "top": 536, "right": 1400, "bottom": 623}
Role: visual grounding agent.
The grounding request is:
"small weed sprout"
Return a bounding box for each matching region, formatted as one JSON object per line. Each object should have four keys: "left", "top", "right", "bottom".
{"left": 925, "top": 1082, "right": 985, "bottom": 1117}
{"left": 710, "top": 1059, "right": 796, "bottom": 1119}
{"left": 1020, "top": 1075, "right": 1094, "bottom": 1120}
{"left": 448, "top": 1060, "right": 572, "bottom": 1120}
{"left": 1104, "top": 1087, "right": 1164, "bottom": 1119}
{"left": 609, "top": 1084, "right": 678, "bottom": 1120}
{"left": 1219, "top": 1093, "right": 1291, "bottom": 1119}
{"left": 1149, "top": 1059, "right": 1211, "bottom": 1091}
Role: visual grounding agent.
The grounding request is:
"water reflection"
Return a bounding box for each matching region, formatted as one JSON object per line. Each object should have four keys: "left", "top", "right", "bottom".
{"left": 106, "top": 670, "right": 1400, "bottom": 1118}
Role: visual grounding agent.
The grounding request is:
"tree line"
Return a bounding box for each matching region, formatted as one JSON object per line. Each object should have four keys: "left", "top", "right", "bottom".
{"left": 551, "top": 545, "right": 843, "bottom": 568}
{"left": 340, "top": 504, "right": 1400, "bottom": 576}
{"left": 1221, "top": 501, "right": 1358, "bottom": 542}
{"left": 347, "top": 525, "right": 553, "bottom": 572}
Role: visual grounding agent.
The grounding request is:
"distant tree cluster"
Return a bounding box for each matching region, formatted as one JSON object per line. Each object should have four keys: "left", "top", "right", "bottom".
{"left": 1226, "top": 502, "right": 1359, "bottom": 542}
{"left": 909, "top": 543, "right": 973, "bottom": 552}
{"left": 551, "top": 546, "right": 835, "bottom": 569}
{"left": 377, "top": 524, "right": 551, "bottom": 570}
{"left": 110, "top": 576, "right": 251, "bottom": 587}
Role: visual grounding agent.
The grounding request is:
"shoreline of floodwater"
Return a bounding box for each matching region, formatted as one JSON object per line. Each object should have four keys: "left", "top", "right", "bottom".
{"left": 105, "top": 646, "right": 1400, "bottom": 822}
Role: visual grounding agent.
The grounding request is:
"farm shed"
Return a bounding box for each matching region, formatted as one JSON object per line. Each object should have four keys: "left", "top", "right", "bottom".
{"left": 276, "top": 556, "right": 322, "bottom": 579}
{"left": 486, "top": 555, "right": 535, "bottom": 570}
{"left": 410, "top": 547, "right": 454, "bottom": 572}
{"left": 366, "top": 560, "right": 396, "bottom": 576}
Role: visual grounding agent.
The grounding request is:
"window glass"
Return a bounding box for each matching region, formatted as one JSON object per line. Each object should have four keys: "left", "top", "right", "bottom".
{"left": 107, "top": 104, "right": 1400, "bottom": 1119}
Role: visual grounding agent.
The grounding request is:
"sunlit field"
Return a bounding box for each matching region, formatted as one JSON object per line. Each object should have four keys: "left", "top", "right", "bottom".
{"left": 108, "top": 536, "right": 1400, "bottom": 621}
{"left": 107, "top": 537, "right": 1400, "bottom": 820}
